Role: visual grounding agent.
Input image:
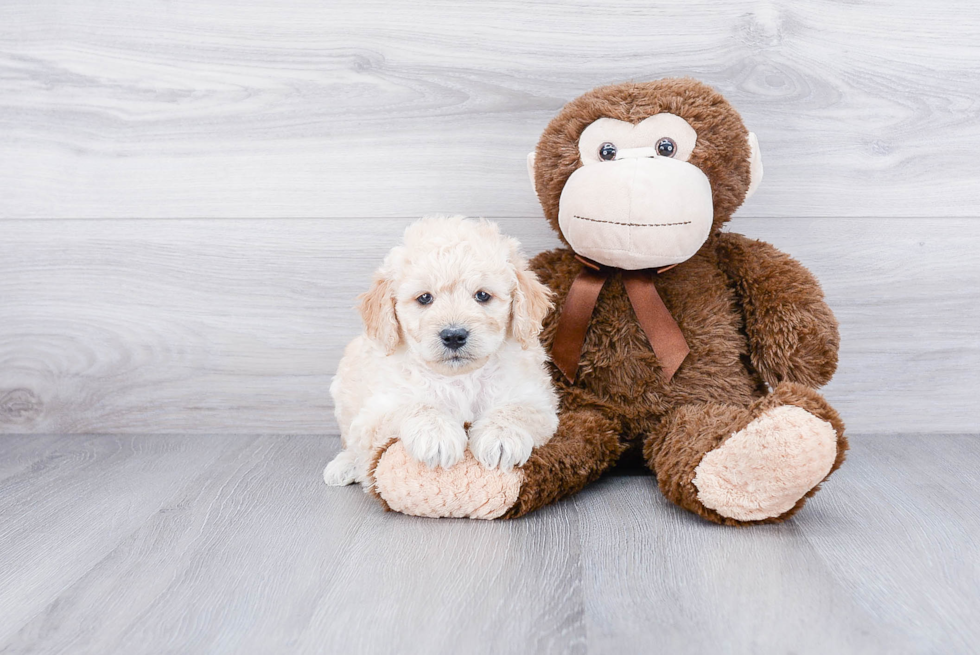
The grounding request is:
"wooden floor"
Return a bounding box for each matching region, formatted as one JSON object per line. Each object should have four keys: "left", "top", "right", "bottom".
{"left": 0, "top": 434, "right": 976, "bottom": 654}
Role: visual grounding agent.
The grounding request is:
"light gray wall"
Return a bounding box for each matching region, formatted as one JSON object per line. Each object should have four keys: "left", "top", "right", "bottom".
{"left": 1, "top": 1, "right": 978, "bottom": 434}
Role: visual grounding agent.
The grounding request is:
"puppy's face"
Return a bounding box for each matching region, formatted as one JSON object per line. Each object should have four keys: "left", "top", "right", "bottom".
{"left": 395, "top": 256, "right": 512, "bottom": 374}
{"left": 359, "top": 217, "right": 551, "bottom": 376}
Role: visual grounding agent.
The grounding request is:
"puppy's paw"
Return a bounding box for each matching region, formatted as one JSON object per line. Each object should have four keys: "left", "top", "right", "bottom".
{"left": 400, "top": 412, "right": 467, "bottom": 469}
{"left": 469, "top": 418, "right": 534, "bottom": 471}
{"left": 323, "top": 450, "right": 360, "bottom": 486}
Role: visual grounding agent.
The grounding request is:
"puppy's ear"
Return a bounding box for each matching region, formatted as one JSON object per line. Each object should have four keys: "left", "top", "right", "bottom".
{"left": 358, "top": 272, "right": 400, "bottom": 354}
{"left": 508, "top": 243, "right": 552, "bottom": 350}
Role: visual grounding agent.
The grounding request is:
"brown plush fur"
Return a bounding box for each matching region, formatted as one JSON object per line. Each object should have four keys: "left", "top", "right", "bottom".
{"left": 511, "top": 78, "right": 847, "bottom": 525}
{"left": 644, "top": 382, "right": 847, "bottom": 526}
{"left": 366, "top": 437, "right": 399, "bottom": 512}
{"left": 501, "top": 408, "right": 625, "bottom": 519}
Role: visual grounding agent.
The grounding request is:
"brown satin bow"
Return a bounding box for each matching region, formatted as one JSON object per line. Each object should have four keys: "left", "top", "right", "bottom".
{"left": 551, "top": 256, "right": 690, "bottom": 383}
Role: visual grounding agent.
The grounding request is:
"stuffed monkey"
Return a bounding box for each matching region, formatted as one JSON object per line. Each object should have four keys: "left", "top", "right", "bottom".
{"left": 369, "top": 78, "right": 846, "bottom": 525}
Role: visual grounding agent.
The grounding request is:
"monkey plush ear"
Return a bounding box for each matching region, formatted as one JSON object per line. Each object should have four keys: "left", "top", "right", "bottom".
{"left": 526, "top": 152, "right": 537, "bottom": 195}
{"left": 744, "top": 132, "right": 764, "bottom": 202}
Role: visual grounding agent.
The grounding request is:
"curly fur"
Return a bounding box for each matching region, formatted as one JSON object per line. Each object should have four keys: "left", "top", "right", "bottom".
{"left": 324, "top": 216, "right": 559, "bottom": 487}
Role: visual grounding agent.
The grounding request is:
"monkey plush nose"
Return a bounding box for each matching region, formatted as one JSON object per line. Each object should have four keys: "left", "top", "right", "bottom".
{"left": 440, "top": 327, "right": 469, "bottom": 350}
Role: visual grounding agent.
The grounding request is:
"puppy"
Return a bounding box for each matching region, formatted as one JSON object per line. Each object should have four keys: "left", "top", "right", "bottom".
{"left": 323, "top": 216, "right": 559, "bottom": 487}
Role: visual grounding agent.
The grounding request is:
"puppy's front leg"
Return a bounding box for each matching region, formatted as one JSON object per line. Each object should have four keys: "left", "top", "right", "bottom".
{"left": 470, "top": 405, "right": 559, "bottom": 471}
{"left": 323, "top": 449, "right": 361, "bottom": 486}
{"left": 400, "top": 406, "right": 467, "bottom": 469}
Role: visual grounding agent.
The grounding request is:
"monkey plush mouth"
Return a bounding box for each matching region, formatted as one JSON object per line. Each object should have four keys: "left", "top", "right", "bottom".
{"left": 557, "top": 156, "right": 715, "bottom": 270}
{"left": 573, "top": 215, "right": 693, "bottom": 229}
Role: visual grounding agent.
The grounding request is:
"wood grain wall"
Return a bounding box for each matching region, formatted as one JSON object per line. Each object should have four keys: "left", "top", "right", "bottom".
{"left": 1, "top": 1, "right": 978, "bottom": 434}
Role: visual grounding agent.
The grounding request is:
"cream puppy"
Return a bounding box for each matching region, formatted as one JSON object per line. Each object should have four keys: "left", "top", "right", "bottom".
{"left": 324, "top": 216, "right": 559, "bottom": 487}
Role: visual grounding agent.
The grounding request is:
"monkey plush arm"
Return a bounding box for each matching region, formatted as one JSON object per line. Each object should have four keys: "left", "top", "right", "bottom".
{"left": 715, "top": 232, "right": 839, "bottom": 389}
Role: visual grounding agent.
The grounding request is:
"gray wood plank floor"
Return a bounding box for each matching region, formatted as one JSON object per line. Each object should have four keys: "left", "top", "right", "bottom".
{"left": 0, "top": 434, "right": 976, "bottom": 654}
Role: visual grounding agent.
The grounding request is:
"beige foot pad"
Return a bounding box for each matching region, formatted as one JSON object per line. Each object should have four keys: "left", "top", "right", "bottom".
{"left": 373, "top": 441, "right": 522, "bottom": 520}
{"left": 693, "top": 405, "right": 837, "bottom": 521}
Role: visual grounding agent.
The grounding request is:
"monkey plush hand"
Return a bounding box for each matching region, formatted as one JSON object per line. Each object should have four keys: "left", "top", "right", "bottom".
{"left": 369, "top": 78, "right": 846, "bottom": 525}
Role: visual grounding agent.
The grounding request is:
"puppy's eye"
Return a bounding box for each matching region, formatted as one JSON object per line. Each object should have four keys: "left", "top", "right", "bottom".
{"left": 474, "top": 290, "right": 492, "bottom": 303}
{"left": 656, "top": 137, "right": 676, "bottom": 157}
{"left": 598, "top": 142, "right": 617, "bottom": 161}
{"left": 416, "top": 293, "right": 433, "bottom": 305}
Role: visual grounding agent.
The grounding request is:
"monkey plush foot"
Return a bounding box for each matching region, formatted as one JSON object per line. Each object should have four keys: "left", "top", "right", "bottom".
{"left": 648, "top": 382, "right": 847, "bottom": 525}
{"left": 692, "top": 405, "right": 837, "bottom": 522}
{"left": 369, "top": 440, "right": 522, "bottom": 519}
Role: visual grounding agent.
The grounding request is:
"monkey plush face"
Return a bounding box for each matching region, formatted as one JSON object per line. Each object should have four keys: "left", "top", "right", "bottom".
{"left": 529, "top": 78, "right": 763, "bottom": 270}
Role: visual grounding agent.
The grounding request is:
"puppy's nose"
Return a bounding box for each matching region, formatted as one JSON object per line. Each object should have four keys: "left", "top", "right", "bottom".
{"left": 440, "top": 326, "right": 469, "bottom": 350}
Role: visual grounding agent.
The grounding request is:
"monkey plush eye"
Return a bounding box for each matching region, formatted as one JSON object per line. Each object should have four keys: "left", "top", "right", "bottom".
{"left": 598, "top": 142, "right": 618, "bottom": 161}
{"left": 656, "top": 137, "right": 677, "bottom": 157}
{"left": 416, "top": 293, "right": 433, "bottom": 305}
{"left": 474, "top": 290, "right": 492, "bottom": 303}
